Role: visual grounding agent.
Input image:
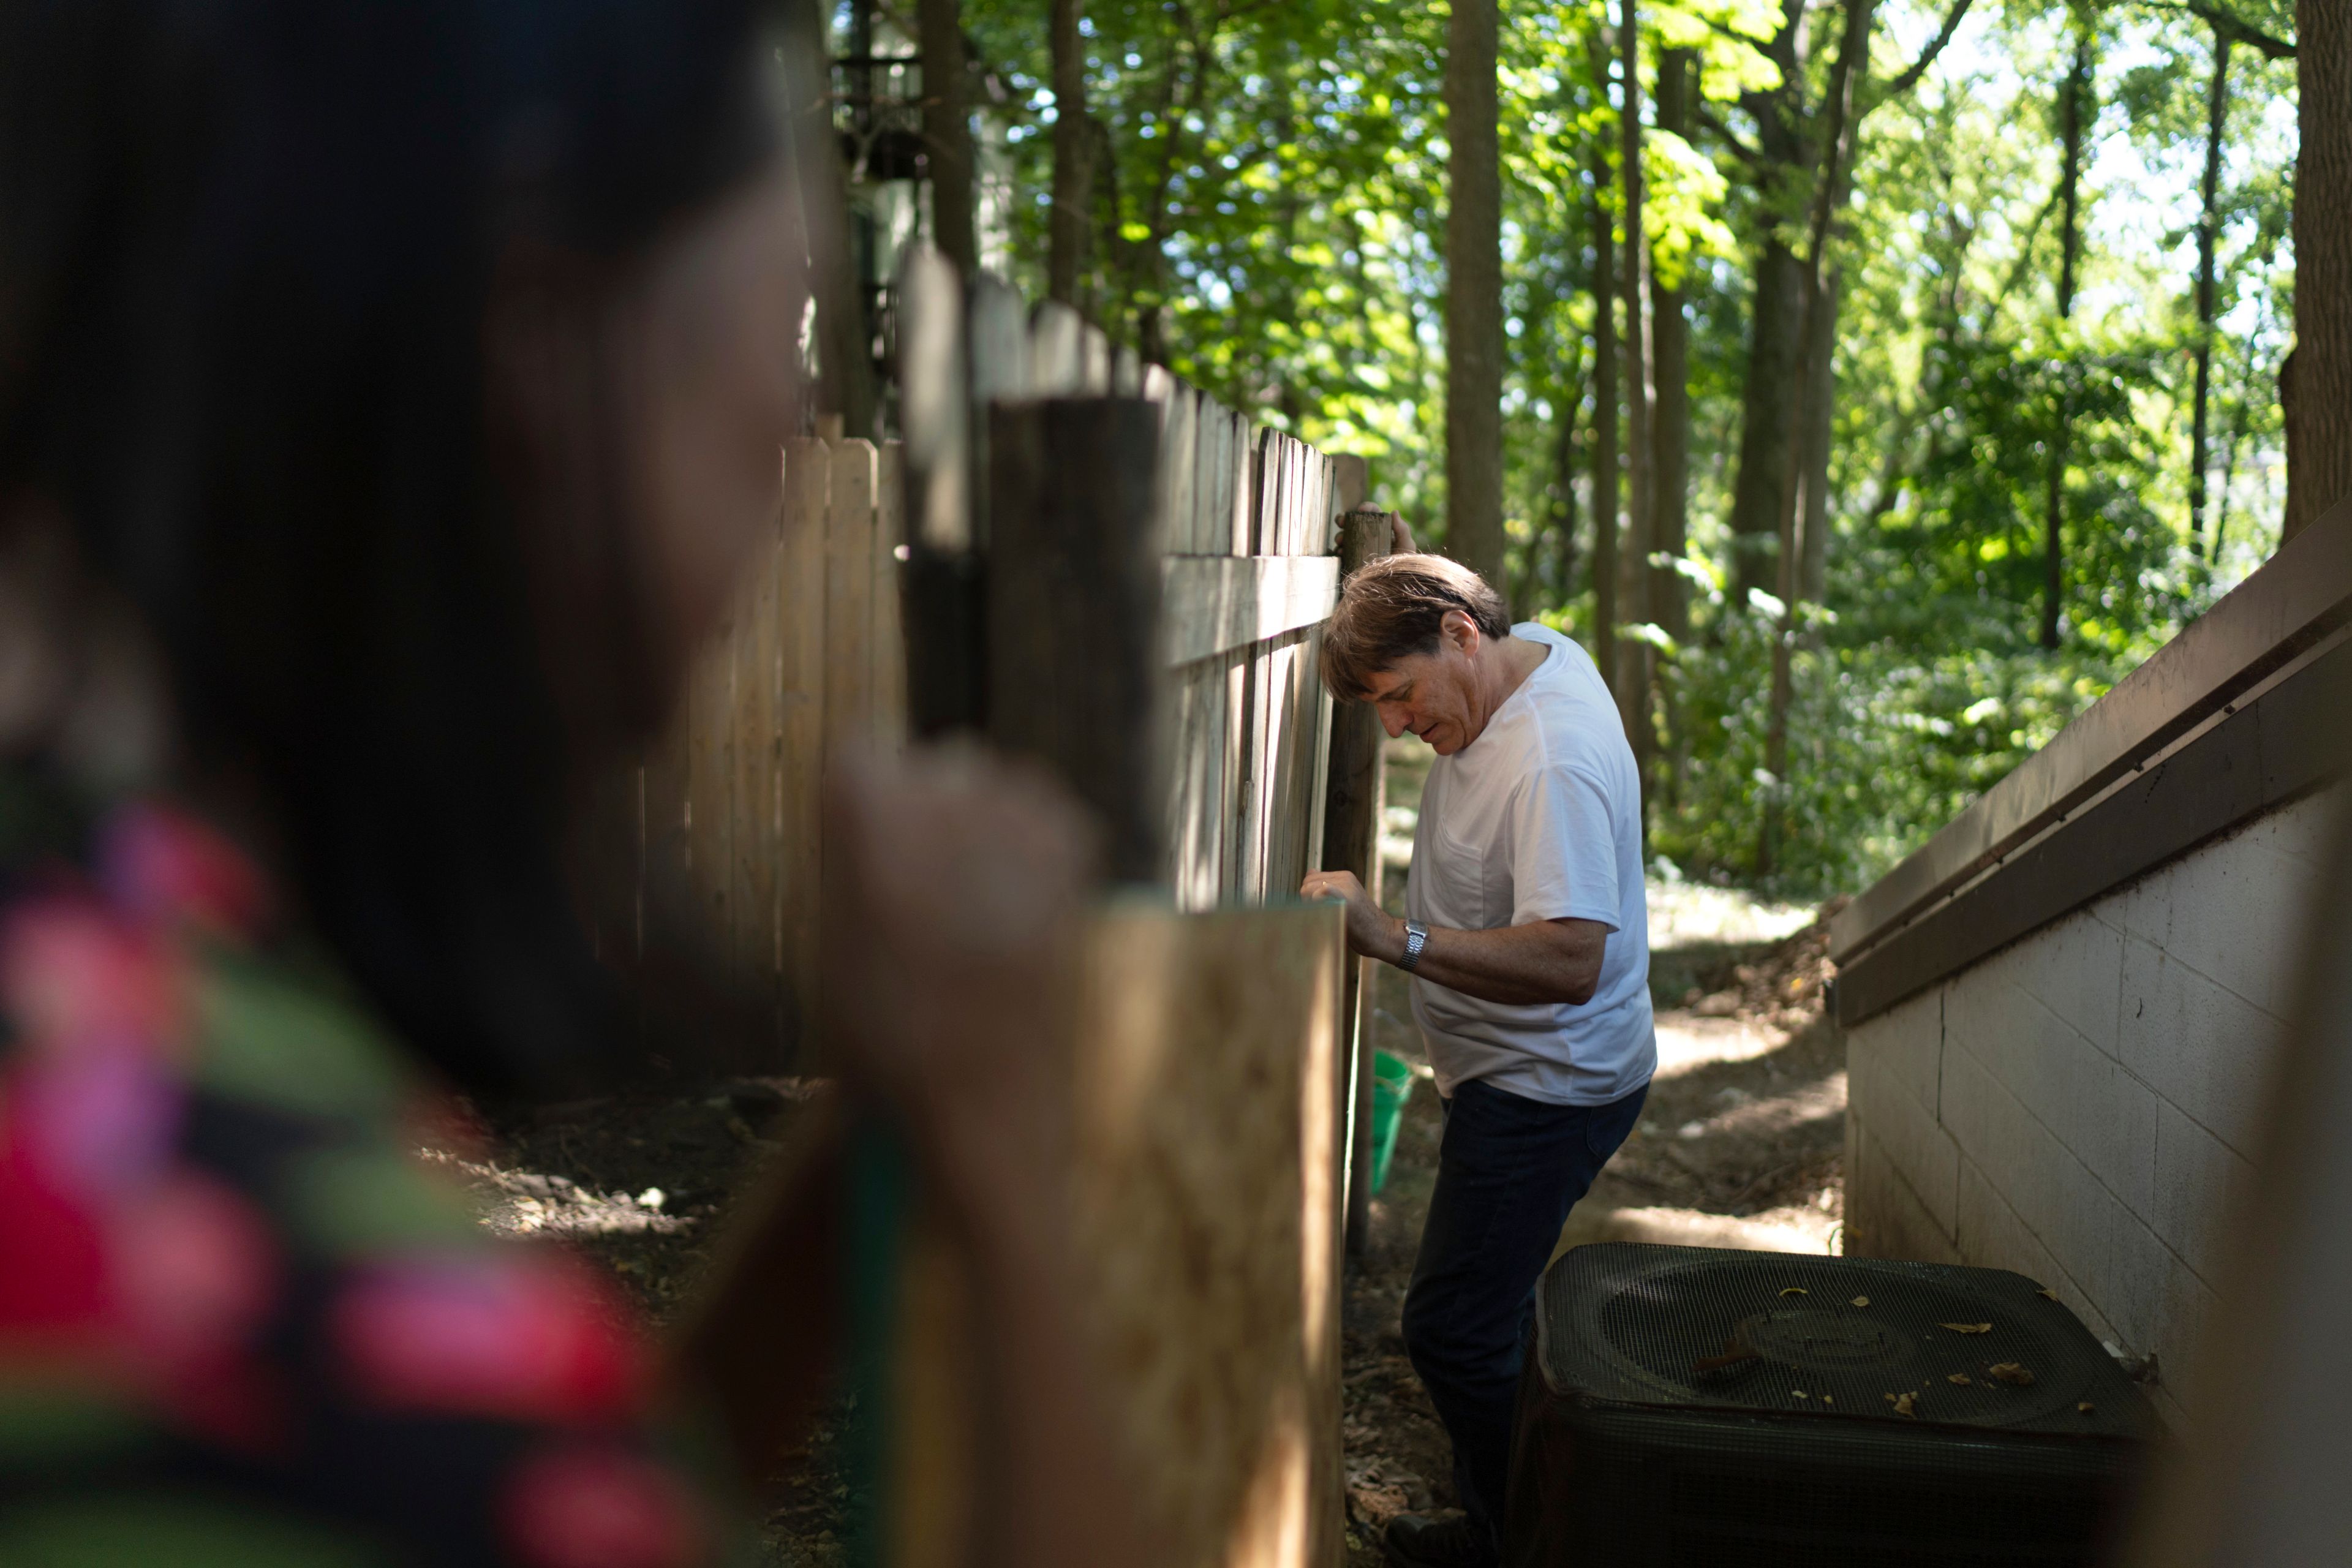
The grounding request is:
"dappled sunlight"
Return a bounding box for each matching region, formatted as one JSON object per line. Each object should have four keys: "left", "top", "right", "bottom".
{"left": 421, "top": 1148, "right": 694, "bottom": 1239}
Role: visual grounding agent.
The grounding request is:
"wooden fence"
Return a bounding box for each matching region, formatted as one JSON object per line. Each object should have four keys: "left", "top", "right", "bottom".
{"left": 585, "top": 249, "right": 1380, "bottom": 1568}
{"left": 576, "top": 289, "right": 1361, "bottom": 1065}
{"left": 572, "top": 435, "right": 906, "bottom": 1069}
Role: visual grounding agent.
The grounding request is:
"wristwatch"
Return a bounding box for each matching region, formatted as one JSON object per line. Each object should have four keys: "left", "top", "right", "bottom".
{"left": 1399, "top": 920, "right": 1430, "bottom": 973}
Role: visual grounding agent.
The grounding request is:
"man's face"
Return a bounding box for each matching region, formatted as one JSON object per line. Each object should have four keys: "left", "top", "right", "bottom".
{"left": 1360, "top": 619, "right": 1484, "bottom": 755}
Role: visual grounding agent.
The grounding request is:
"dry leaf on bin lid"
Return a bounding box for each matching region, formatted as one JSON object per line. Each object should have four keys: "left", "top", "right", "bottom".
{"left": 2038, "top": 1287, "right": 2060, "bottom": 1302}
{"left": 1940, "top": 1322, "right": 1994, "bottom": 1335}
{"left": 1988, "top": 1362, "right": 2035, "bottom": 1385}
{"left": 1780, "top": 1287, "right": 1809, "bottom": 1297}
{"left": 2077, "top": 1401, "right": 2095, "bottom": 1413}
{"left": 1947, "top": 1373, "right": 1973, "bottom": 1385}
{"left": 1884, "top": 1391, "right": 1919, "bottom": 1417}
{"left": 1850, "top": 1296, "right": 1871, "bottom": 1308}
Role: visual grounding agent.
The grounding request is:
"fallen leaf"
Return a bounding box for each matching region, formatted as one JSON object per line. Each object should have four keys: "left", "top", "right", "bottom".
{"left": 1792, "top": 1390, "right": 1807, "bottom": 1400}
{"left": 1940, "top": 1322, "right": 1994, "bottom": 1335}
{"left": 2038, "top": 1288, "right": 2060, "bottom": 1302}
{"left": 1780, "top": 1287, "right": 1809, "bottom": 1297}
{"left": 1947, "top": 1373, "right": 1973, "bottom": 1385}
{"left": 1987, "top": 1362, "right": 2035, "bottom": 1386}
{"left": 1851, "top": 1295, "right": 1871, "bottom": 1308}
{"left": 1884, "top": 1391, "right": 1918, "bottom": 1417}
{"left": 2077, "top": 1401, "right": 2095, "bottom": 1414}
{"left": 1822, "top": 1395, "right": 1834, "bottom": 1404}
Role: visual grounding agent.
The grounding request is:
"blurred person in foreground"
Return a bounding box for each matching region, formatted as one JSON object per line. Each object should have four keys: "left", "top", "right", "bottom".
{"left": 1302, "top": 530, "right": 1655, "bottom": 1568}
{"left": 0, "top": 2, "right": 1144, "bottom": 1564}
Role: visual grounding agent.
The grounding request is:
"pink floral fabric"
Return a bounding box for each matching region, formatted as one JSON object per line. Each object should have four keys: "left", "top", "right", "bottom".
{"left": 0, "top": 793, "right": 733, "bottom": 1566}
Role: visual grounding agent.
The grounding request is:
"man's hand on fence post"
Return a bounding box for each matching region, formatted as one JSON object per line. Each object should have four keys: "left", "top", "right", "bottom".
{"left": 1302, "top": 868, "right": 1401, "bottom": 963}
{"left": 1390, "top": 514, "right": 1419, "bottom": 554}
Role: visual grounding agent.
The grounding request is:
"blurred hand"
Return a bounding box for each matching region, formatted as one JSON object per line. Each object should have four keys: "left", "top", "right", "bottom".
{"left": 821, "top": 745, "right": 1098, "bottom": 1204}
{"left": 1301, "top": 868, "right": 1396, "bottom": 962}
{"left": 1390, "top": 514, "right": 1419, "bottom": 554}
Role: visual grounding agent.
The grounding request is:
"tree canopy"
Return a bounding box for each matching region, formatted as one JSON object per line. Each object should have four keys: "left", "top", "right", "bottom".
{"left": 884, "top": 0, "right": 2305, "bottom": 895}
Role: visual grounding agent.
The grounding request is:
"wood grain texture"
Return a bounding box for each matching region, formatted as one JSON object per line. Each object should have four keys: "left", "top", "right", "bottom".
{"left": 1154, "top": 373, "right": 1196, "bottom": 557}
{"left": 1194, "top": 395, "right": 1229, "bottom": 557}
{"left": 685, "top": 572, "right": 736, "bottom": 1000}
{"left": 873, "top": 442, "right": 908, "bottom": 750}
{"left": 1227, "top": 414, "right": 1255, "bottom": 558}
{"left": 780, "top": 439, "right": 830, "bottom": 1054}
{"left": 1071, "top": 901, "right": 1346, "bottom": 1568}
{"left": 1160, "top": 556, "right": 1343, "bottom": 666}
{"left": 1321, "top": 506, "right": 1394, "bottom": 1257}
{"left": 1220, "top": 648, "right": 1250, "bottom": 899}
{"left": 986, "top": 398, "right": 1166, "bottom": 882}
{"left": 826, "top": 440, "right": 879, "bottom": 754}
{"left": 735, "top": 483, "right": 782, "bottom": 1046}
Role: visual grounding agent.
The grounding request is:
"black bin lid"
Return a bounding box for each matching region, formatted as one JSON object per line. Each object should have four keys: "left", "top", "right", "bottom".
{"left": 1535, "top": 1243, "right": 2156, "bottom": 1439}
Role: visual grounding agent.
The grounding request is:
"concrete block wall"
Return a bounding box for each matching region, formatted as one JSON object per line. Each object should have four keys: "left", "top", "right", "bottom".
{"left": 1845, "top": 781, "right": 2343, "bottom": 1433}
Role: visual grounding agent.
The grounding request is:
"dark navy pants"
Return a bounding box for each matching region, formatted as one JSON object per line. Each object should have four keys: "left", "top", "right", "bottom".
{"left": 1401, "top": 1076, "right": 1648, "bottom": 1551}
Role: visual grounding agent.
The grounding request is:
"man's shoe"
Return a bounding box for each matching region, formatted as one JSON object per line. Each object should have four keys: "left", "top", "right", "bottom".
{"left": 1381, "top": 1512, "right": 1498, "bottom": 1568}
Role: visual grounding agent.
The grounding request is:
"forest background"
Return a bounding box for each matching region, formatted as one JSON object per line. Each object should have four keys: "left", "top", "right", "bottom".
{"left": 851, "top": 0, "right": 2307, "bottom": 898}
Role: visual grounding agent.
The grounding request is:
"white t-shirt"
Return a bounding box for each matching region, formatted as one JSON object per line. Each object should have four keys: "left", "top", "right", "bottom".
{"left": 1404, "top": 622, "right": 1656, "bottom": 1107}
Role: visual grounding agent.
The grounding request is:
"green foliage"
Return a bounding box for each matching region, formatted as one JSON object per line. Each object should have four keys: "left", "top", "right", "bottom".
{"left": 1653, "top": 593, "right": 2141, "bottom": 896}
{"left": 935, "top": 0, "right": 2298, "bottom": 898}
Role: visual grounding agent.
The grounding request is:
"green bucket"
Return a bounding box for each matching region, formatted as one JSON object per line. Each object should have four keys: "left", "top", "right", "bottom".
{"left": 1370, "top": 1050, "right": 1414, "bottom": 1194}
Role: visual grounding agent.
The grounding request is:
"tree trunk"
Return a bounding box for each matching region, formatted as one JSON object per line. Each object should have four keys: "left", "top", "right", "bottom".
{"left": 2190, "top": 30, "right": 2231, "bottom": 557}
{"left": 918, "top": 0, "right": 976, "bottom": 273}
{"left": 1798, "top": 266, "right": 1839, "bottom": 603}
{"left": 1650, "top": 50, "right": 1693, "bottom": 651}
{"left": 1725, "top": 0, "right": 1809, "bottom": 603}
{"left": 1758, "top": 0, "right": 1872, "bottom": 876}
{"left": 1617, "top": 0, "right": 1653, "bottom": 777}
{"left": 2040, "top": 33, "right": 2090, "bottom": 649}
{"left": 2215, "top": 356, "right": 2252, "bottom": 560}
{"left": 2286, "top": 0, "right": 2352, "bottom": 541}
{"left": 1047, "top": 0, "right": 1092, "bottom": 306}
{"left": 1446, "top": 0, "right": 1506, "bottom": 586}
{"left": 1552, "top": 379, "right": 1582, "bottom": 608}
{"left": 1588, "top": 28, "right": 1619, "bottom": 690}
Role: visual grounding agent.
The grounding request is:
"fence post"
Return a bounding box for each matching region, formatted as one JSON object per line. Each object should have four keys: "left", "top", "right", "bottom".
{"left": 1322, "top": 492, "right": 1391, "bottom": 1259}
{"left": 986, "top": 398, "right": 1166, "bottom": 881}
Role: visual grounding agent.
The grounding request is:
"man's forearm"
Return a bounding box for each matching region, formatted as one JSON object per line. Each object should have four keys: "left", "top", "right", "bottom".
{"left": 1369, "top": 914, "right": 1602, "bottom": 1006}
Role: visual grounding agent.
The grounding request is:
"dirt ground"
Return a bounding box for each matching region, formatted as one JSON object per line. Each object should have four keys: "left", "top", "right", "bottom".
{"left": 447, "top": 741, "right": 1849, "bottom": 1566}
{"left": 446, "top": 1079, "right": 856, "bottom": 1562}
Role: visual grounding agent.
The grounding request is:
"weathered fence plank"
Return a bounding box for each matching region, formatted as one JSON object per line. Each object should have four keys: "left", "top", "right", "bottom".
{"left": 779, "top": 439, "right": 834, "bottom": 1039}
{"left": 824, "top": 441, "right": 878, "bottom": 754}
{"left": 986, "top": 398, "right": 1167, "bottom": 883}
{"left": 1162, "top": 556, "right": 1343, "bottom": 666}
{"left": 1321, "top": 499, "right": 1390, "bottom": 1257}
{"left": 873, "top": 442, "right": 907, "bottom": 748}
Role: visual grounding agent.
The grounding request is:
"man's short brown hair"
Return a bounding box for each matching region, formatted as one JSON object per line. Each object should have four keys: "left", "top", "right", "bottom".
{"left": 1320, "top": 552, "right": 1512, "bottom": 700}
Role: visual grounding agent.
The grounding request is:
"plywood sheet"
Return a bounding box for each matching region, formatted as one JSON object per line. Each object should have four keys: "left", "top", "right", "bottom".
{"left": 1071, "top": 902, "right": 1345, "bottom": 1568}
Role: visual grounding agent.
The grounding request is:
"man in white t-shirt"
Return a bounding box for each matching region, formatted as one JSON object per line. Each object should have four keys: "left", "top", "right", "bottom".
{"left": 1303, "top": 541, "right": 1654, "bottom": 1568}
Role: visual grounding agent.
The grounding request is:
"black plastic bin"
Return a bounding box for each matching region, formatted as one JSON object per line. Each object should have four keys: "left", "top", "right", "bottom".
{"left": 1504, "top": 1243, "right": 2157, "bottom": 1567}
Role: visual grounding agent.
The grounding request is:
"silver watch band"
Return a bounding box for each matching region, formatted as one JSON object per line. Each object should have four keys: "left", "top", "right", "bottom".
{"left": 1400, "top": 920, "right": 1429, "bottom": 972}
